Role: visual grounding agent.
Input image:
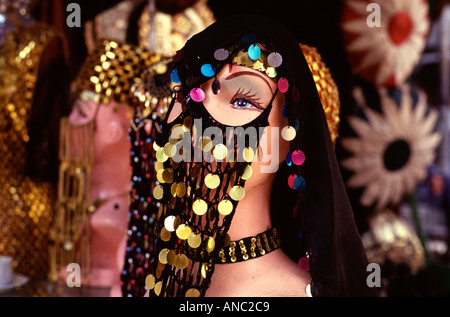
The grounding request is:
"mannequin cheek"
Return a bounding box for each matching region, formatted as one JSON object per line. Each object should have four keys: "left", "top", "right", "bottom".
{"left": 95, "top": 121, "right": 127, "bottom": 152}
{"left": 107, "top": 121, "right": 126, "bottom": 144}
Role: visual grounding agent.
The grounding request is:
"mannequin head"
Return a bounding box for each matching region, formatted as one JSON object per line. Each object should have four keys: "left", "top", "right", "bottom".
{"left": 55, "top": 40, "right": 156, "bottom": 294}
{"left": 146, "top": 14, "right": 373, "bottom": 297}
{"left": 68, "top": 96, "right": 132, "bottom": 170}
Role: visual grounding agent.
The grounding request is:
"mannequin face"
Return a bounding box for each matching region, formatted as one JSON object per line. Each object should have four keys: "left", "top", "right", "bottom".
{"left": 68, "top": 97, "right": 133, "bottom": 158}
{"left": 167, "top": 63, "right": 289, "bottom": 179}
{"left": 202, "top": 64, "right": 278, "bottom": 126}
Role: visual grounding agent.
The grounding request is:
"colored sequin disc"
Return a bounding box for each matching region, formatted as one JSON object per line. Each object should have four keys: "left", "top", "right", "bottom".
{"left": 281, "top": 126, "right": 297, "bottom": 141}
{"left": 214, "top": 48, "right": 229, "bottom": 61}
{"left": 248, "top": 44, "right": 261, "bottom": 60}
{"left": 201, "top": 64, "right": 215, "bottom": 77}
{"left": 292, "top": 150, "right": 305, "bottom": 166}
{"left": 171, "top": 68, "right": 181, "bottom": 84}
{"left": 278, "top": 77, "right": 289, "bottom": 93}
{"left": 190, "top": 88, "right": 205, "bottom": 102}
{"left": 267, "top": 52, "right": 283, "bottom": 67}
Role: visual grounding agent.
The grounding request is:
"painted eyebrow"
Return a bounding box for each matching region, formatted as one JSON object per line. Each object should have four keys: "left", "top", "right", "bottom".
{"left": 224, "top": 70, "right": 274, "bottom": 94}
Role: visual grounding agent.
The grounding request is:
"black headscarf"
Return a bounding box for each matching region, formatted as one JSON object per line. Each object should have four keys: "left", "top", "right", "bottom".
{"left": 156, "top": 14, "right": 375, "bottom": 297}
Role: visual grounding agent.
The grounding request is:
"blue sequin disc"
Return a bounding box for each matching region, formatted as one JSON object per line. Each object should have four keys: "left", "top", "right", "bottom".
{"left": 248, "top": 44, "right": 261, "bottom": 60}
{"left": 201, "top": 64, "right": 215, "bottom": 77}
{"left": 171, "top": 68, "right": 181, "bottom": 83}
{"left": 293, "top": 176, "right": 306, "bottom": 191}
{"left": 285, "top": 151, "right": 292, "bottom": 166}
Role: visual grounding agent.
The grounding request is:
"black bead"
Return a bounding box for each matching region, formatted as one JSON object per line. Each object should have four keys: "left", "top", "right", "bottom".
{"left": 212, "top": 79, "right": 221, "bottom": 95}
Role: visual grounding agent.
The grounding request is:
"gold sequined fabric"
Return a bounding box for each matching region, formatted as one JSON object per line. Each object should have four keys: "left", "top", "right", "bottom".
{"left": 301, "top": 44, "right": 341, "bottom": 146}
{"left": 216, "top": 228, "right": 280, "bottom": 264}
{"left": 83, "top": 0, "right": 214, "bottom": 58}
{"left": 0, "top": 23, "right": 60, "bottom": 279}
{"left": 362, "top": 209, "right": 425, "bottom": 276}
{"left": 138, "top": 0, "right": 215, "bottom": 56}
{"left": 233, "top": 49, "right": 279, "bottom": 79}
{"left": 48, "top": 117, "right": 95, "bottom": 283}
{"left": 72, "top": 39, "right": 162, "bottom": 106}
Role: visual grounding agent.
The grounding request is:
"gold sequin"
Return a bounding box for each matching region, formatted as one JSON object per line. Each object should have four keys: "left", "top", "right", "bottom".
{"left": 175, "top": 224, "right": 192, "bottom": 240}
{"left": 192, "top": 199, "right": 208, "bottom": 216}
{"left": 163, "top": 143, "right": 176, "bottom": 158}
{"left": 170, "top": 124, "right": 186, "bottom": 142}
{"left": 201, "top": 263, "right": 210, "bottom": 279}
{"left": 73, "top": 40, "right": 160, "bottom": 107}
{"left": 156, "top": 169, "right": 165, "bottom": 184}
{"left": 204, "top": 173, "right": 220, "bottom": 189}
{"left": 185, "top": 288, "right": 201, "bottom": 297}
{"left": 266, "top": 67, "right": 277, "bottom": 78}
{"left": 205, "top": 236, "right": 215, "bottom": 253}
{"left": 201, "top": 137, "right": 213, "bottom": 152}
{"left": 176, "top": 183, "right": 187, "bottom": 198}
{"left": 158, "top": 248, "right": 170, "bottom": 264}
{"left": 170, "top": 183, "right": 178, "bottom": 197}
{"left": 187, "top": 233, "right": 202, "bottom": 248}
{"left": 229, "top": 186, "right": 245, "bottom": 201}
{"left": 161, "top": 168, "right": 174, "bottom": 183}
{"left": 241, "top": 165, "right": 253, "bottom": 180}
{"left": 174, "top": 254, "right": 189, "bottom": 269}
{"left": 153, "top": 185, "right": 164, "bottom": 200}
{"left": 153, "top": 142, "right": 161, "bottom": 152}
{"left": 212, "top": 144, "right": 228, "bottom": 160}
{"left": 154, "top": 281, "right": 163, "bottom": 296}
{"left": 166, "top": 250, "right": 176, "bottom": 265}
{"left": 183, "top": 116, "right": 193, "bottom": 129}
{"left": 160, "top": 227, "right": 171, "bottom": 242}
{"left": 243, "top": 147, "right": 254, "bottom": 163}
{"left": 156, "top": 147, "right": 169, "bottom": 162}
{"left": 164, "top": 215, "right": 178, "bottom": 232}
{"left": 145, "top": 274, "right": 156, "bottom": 290}
{"left": 218, "top": 199, "right": 233, "bottom": 216}
{"left": 90, "top": 76, "right": 99, "bottom": 84}
{"left": 207, "top": 206, "right": 217, "bottom": 221}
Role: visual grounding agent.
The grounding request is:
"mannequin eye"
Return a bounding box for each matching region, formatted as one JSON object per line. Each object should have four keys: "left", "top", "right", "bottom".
{"left": 230, "top": 98, "right": 261, "bottom": 111}
{"left": 77, "top": 108, "right": 88, "bottom": 118}
{"left": 229, "top": 88, "right": 263, "bottom": 111}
